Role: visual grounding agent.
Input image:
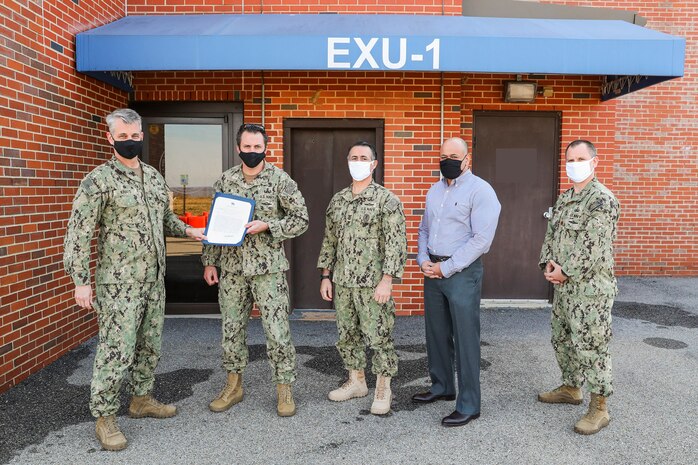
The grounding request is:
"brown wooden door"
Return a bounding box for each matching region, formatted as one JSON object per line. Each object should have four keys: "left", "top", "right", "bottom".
{"left": 284, "top": 119, "right": 384, "bottom": 310}
{"left": 473, "top": 112, "right": 559, "bottom": 299}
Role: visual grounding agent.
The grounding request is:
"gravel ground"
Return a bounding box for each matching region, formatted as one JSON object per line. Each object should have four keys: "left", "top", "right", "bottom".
{"left": 1, "top": 277, "right": 696, "bottom": 465}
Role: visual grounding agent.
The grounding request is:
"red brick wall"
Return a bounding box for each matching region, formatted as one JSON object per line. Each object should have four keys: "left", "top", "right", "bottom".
{"left": 127, "top": 0, "right": 462, "bottom": 15}
{"left": 135, "top": 70, "right": 463, "bottom": 314}
{"left": 132, "top": 70, "right": 624, "bottom": 312}
{"left": 0, "top": 0, "right": 129, "bottom": 392}
{"left": 543, "top": 3, "right": 697, "bottom": 274}
{"left": 132, "top": 68, "right": 646, "bottom": 309}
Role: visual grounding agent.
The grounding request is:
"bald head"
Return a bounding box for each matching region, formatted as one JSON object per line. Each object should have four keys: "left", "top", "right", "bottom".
{"left": 439, "top": 137, "right": 470, "bottom": 180}
{"left": 441, "top": 137, "right": 468, "bottom": 157}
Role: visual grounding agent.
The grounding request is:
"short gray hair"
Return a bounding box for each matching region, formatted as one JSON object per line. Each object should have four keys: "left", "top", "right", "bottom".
{"left": 106, "top": 108, "right": 142, "bottom": 133}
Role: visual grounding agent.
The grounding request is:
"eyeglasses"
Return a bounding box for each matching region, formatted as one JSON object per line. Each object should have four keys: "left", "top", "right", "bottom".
{"left": 241, "top": 123, "right": 266, "bottom": 133}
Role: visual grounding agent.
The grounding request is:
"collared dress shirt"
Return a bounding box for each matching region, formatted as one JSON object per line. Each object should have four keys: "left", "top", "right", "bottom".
{"left": 417, "top": 170, "right": 501, "bottom": 278}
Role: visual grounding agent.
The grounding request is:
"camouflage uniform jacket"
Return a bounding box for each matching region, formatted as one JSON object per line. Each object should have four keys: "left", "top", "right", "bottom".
{"left": 201, "top": 163, "right": 309, "bottom": 276}
{"left": 317, "top": 182, "right": 407, "bottom": 288}
{"left": 63, "top": 157, "right": 189, "bottom": 286}
{"left": 539, "top": 177, "right": 620, "bottom": 297}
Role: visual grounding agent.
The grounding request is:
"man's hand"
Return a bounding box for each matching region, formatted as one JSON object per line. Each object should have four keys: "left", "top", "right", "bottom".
{"left": 421, "top": 261, "right": 443, "bottom": 279}
{"left": 75, "top": 285, "right": 93, "bottom": 310}
{"left": 203, "top": 265, "right": 219, "bottom": 286}
{"left": 421, "top": 261, "right": 438, "bottom": 279}
{"left": 545, "top": 261, "right": 554, "bottom": 274}
{"left": 245, "top": 220, "right": 269, "bottom": 235}
{"left": 320, "top": 279, "right": 333, "bottom": 301}
{"left": 185, "top": 227, "right": 207, "bottom": 241}
{"left": 544, "top": 260, "right": 567, "bottom": 285}
{"left": 374, "top": 275, "right": 393, "bottom": 304}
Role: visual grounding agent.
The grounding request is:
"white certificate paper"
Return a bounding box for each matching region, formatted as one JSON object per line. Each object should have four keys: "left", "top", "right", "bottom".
{"left": 202, "top": 193, "right": 255, "bottom": 246}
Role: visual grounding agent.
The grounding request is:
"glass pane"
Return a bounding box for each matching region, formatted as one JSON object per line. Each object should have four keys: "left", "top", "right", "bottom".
{"left": 164, "top": 124, "right": 222, "bottom": 217}
{"left": 147, "top": 123, "right": 223, "bottom": 305}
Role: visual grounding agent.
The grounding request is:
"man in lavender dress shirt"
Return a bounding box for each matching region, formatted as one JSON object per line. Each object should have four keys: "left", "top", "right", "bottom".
{"left": 412, "top": 137, "right": 501, "bottom": 427}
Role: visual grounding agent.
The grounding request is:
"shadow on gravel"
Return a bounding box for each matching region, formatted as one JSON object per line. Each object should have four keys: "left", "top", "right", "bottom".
{"left": 0, "top": 344, "right": 212, "bottom": 465}
{"left": 613, "top": 302, "right": 698, "bottom": 328}
{"left": 643, "top": 337, "right": 689, "bottom": 350}
{"left": 1, "top": 339, "right": 496, "bottom": 463}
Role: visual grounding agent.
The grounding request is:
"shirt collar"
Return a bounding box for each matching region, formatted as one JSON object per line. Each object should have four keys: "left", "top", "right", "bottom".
{"left": 564, "top": 177, "right": 599, "bottom": 202}
{"left": 341, "top": 180, "right": 377, "bottom": 201}
{"left": 231, "top": 161, "right": 272, "bottom": 186}
{"left": 440, "top": 169, "right": 472, "bottom": 186}
{"left": 108, "top": 156, "right": 143, "bottom": 182}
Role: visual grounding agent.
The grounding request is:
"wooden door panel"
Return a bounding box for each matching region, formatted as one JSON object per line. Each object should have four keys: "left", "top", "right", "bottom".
{"left": 286, "top": 121, "right": 383, "bottom": 309}
{"left": 290, "top": 129, "right": 335, "bottom": 309}
{"left": 473, "top": 112, "right": 559, "bottom": 299}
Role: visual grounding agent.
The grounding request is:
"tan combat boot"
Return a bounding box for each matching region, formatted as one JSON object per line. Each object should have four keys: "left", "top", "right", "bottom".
{"left": 537, "top": 385, "right": 583, "bottom": 405}
{"left": 209, "top": 372, "right": 244, "bottom": 412}
{"left": 95, "top": 415, "right": 127, "bottom": 451}
{"left": 370, "top": 375, "right": 392, "bottom": 415}
{"left": 129, "top": 395, "right": 177, "bottom": 418}
{"left": 328, "top": 369, "right": 369, "bottom": 402}
{"left": 574, "top": 393, "right": 610, "bottom": 435}
{"left": 277, "top": 383, "right": 296, "bottom": 417}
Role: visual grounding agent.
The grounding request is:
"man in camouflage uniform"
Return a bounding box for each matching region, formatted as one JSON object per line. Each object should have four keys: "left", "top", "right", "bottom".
{"left": 317, "top": 141, "right": 407, "bottom": 415}
{"left": 202, "top": 123, "right": 308, "bottom": 417}
{"left": 538, "top": 139, "right": 620, "bottom": 435}
{"left": 64, "top": 108, "right": 206, "bottom": 451}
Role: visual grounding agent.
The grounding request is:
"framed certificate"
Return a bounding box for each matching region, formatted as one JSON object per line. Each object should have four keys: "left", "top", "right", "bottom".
{"left": 202, "top": 193, "right": 255, "bottom": 246}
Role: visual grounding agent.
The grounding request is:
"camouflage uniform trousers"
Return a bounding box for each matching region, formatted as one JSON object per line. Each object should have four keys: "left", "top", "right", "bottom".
{"left": 334, "top": 283, "right": 398, "bottom": 377}
{"left": 90, "top": 280, "right": 165, "bottom": 417}
{"left": 551, "top": 290, "right": 614, "bottom": 396}
{"left": 218, "top": 271, "right": 296, "bottom": 384}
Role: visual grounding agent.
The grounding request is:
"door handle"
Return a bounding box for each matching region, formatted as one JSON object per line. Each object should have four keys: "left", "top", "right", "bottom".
{"left": 543, "top": 207, "right": 553, "bottom": 220}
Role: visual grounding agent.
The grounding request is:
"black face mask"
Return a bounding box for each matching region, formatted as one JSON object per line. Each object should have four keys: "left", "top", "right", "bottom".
{"left": 239, "top": 151, "right": 266, "bottom": 168}
{"left": 440, "top": 158, "right": 464, "bottom": 179}
{"left": 113, "top": 140, "right": 143, "bottom": 160}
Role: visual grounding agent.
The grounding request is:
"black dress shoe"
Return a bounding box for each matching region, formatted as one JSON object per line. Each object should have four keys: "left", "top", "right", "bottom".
{"left": 411, "top": 391, "right": 457, "bottom": 404}
{"left": 441, "top": 411, "right": 480, "bottom": 427}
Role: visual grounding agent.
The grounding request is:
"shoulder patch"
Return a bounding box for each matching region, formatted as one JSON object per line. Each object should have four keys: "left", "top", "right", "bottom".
{"left": 80, "top": 176, "right": 102, "bottom": 196}
{"left": 588, "top": 197, "right": 606, "bottom": 213}
{"left": 385, "top": 196, "right": 401, "bottom": 213}
{"left": 282, "top": 178, "right": 297, "bottom": 196}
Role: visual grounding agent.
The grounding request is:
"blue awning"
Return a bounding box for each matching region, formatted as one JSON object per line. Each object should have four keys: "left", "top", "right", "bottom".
{"left": 75, "top": 14, "right": 684, "bottom": 91}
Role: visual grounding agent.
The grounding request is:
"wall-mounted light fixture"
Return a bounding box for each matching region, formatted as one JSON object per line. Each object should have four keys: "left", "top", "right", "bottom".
{"left": 503, "top": 80, "right": 538, "bottom": 103}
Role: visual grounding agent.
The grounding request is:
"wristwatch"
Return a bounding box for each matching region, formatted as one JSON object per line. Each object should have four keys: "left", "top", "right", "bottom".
{"left": 320, "top": 274, "right": 331, "bottom": 281}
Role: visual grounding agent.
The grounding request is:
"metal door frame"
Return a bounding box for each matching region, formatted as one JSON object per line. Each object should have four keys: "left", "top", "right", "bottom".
{"left": 131, "top": 102, "right": 243, "bottom": 314}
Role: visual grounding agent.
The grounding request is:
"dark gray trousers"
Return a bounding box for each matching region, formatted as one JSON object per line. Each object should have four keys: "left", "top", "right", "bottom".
{"left": 423, "top": 258, "right": 483, "bottom": 415}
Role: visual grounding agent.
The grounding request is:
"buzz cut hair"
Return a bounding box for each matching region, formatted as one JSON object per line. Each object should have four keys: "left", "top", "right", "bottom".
{"left": 566, "top": 139, "right": 597, "bottom": 158}
{"left": 106, "top": 108, "right": 142, "bottom": 133}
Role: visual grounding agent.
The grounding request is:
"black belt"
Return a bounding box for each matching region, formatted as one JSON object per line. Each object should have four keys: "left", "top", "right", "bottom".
{"left": 429, "top": 254, "right": 451, "bottom": 263}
